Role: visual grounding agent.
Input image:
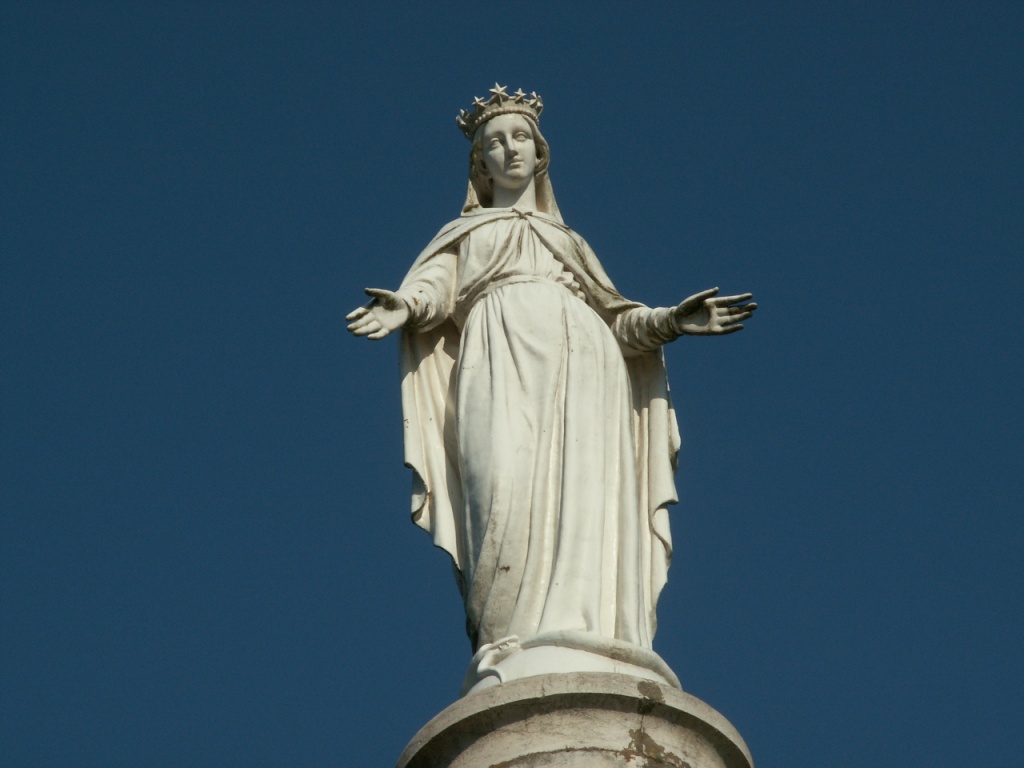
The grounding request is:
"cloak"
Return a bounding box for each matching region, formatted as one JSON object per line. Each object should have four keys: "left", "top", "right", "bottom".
{"left": 397, "top": 208, "right": 682, "bottom": 650}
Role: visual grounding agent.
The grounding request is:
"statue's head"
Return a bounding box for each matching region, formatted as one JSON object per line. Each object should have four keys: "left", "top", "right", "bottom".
{"left": 457, "top": 85, "right": 552, "bottom": 211}
{"left": 469, "top": 114, "right": 550, "bottom": 207}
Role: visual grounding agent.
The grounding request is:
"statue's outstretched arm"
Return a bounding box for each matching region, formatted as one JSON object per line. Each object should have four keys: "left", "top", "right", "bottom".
{"left": 672, "top": 288, "right": 756, "bottom": 336}
{"left": 346, "top": 288, "right": 410, "bottom": 340}
{"left": 611, "top": 288, "right": 757, "bottom": 352}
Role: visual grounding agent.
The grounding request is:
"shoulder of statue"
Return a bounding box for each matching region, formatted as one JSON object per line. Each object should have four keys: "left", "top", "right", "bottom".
{"left": 425, "top": 212, "right": 496, "bottom": 247}
{"left": 408, "top": 210, "right": 519, "bottom": 271}
{"left": 520, "top": 210, "right": 583, "bottom": 244}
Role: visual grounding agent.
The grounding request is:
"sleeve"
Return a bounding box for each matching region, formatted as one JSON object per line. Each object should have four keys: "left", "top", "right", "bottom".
{"left": 396, "top": 248, "right": 457, "bottom": 332}
{"left": 611, "top": 305, "right": 684, "bottom": 352}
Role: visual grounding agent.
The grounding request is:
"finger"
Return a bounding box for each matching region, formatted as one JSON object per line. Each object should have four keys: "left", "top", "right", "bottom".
{"left": 347, "top": 312, "right": 376, "bottom": 329}
{"left": 720, "top": 304, "right": 756, "bottom": 318}
{"left": 716, "top": 323, "right": 744, "bottom": 334}
{"left": 348, "top": 317, "right": 381, "bottom": 335}
{"left": 683, "top": 287, "right": 720, "bottom": 304}
{"left": 345, "top": 307, "right": 368, "bottom": 321}
{"left": 367, "top": 327, "right": 392, "bottom": 340}
{"left": 722, "top": 301, "right": 756, "bottom": 312}
{"left": 719, "top": 310, "right": 753, "bottom": 325}
{"left": 708, "top": 293, "right": 753, "bottom": 306}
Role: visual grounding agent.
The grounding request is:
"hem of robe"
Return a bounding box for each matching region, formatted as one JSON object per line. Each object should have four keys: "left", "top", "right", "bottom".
{"left": 460, "top": 631, "right": 682, "bottom": 696}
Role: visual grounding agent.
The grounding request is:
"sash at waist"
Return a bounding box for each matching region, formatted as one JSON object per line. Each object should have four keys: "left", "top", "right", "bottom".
{"left": 456, "top": 274, "right": 572, "bottom": 327}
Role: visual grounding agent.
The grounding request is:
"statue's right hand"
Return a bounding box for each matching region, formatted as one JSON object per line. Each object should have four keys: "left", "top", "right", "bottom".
{"left": 345, "top": 288, "right": 410, "bottom": 340}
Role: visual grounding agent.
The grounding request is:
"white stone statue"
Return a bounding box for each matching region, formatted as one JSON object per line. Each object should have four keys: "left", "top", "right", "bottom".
{"left": 347, "top": 85, "right": 755, "bottom": 694}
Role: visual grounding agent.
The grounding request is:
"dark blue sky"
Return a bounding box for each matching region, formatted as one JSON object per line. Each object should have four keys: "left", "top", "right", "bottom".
{"left": 2, "top": 3, "right": 1021, "bottom": 766}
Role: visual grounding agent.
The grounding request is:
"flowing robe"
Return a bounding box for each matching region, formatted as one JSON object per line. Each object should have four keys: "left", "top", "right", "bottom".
{"left": 397, "top": 208, "right": 681, "bottom": 653}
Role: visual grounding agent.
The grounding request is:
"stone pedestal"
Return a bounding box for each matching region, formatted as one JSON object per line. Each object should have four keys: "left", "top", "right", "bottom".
{"left": 396, "top": 673, "right": 752, "bottom": 768}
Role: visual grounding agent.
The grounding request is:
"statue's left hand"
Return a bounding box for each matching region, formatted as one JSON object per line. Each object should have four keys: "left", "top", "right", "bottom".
{"left": 672, "top": 288, "right": 757, "bottom": 335}
{"left": 346, "top": 288, "right": 410, "bottom": 340}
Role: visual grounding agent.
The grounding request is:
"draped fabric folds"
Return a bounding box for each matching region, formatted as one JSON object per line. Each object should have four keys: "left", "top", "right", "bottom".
{"left": 398, "top": 208, "right": 680, "bottom": 652}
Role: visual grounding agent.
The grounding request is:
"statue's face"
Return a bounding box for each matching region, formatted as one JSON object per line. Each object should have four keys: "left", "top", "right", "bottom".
{"left": 479, "top": 114, "right": 537, "bottom": 191}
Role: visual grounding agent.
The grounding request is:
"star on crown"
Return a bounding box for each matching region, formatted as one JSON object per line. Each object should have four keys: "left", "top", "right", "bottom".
{"left": 456, "top": 83, "right": 543, "bottom": 140}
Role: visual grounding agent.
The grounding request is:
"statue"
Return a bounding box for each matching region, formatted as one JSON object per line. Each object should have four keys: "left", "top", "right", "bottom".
{"left": 347, "top": 85, "right": 756, "bottom": 695}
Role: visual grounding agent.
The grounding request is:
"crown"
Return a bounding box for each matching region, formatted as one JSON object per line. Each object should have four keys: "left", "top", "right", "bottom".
{"left": 456, "top": 84, "right": 543, "bottom": 140}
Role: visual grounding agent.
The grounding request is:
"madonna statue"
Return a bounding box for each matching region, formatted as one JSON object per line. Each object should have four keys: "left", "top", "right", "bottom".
{"left": 347, "top": 85, "right": 755, "bottom": 694}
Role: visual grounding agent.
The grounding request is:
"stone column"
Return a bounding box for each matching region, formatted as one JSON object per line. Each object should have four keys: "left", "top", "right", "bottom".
{"left": 396, "top": 672, "right": 752, "bottom": 768}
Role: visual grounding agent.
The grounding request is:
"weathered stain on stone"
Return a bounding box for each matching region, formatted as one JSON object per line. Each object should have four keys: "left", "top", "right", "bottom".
{"left": 627, "top": 727, "right": 692, "bottom": 768}
{"left": 637, "top": 680, "right": 664, "bottom": 702}
{"left": 636, "top": 680, "right": 664, "bottom": 715}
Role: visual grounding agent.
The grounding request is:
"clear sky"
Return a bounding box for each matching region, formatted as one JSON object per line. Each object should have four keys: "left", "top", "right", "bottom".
{"left": 2, "top": 2, "right": 1022, "bottom": 766}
